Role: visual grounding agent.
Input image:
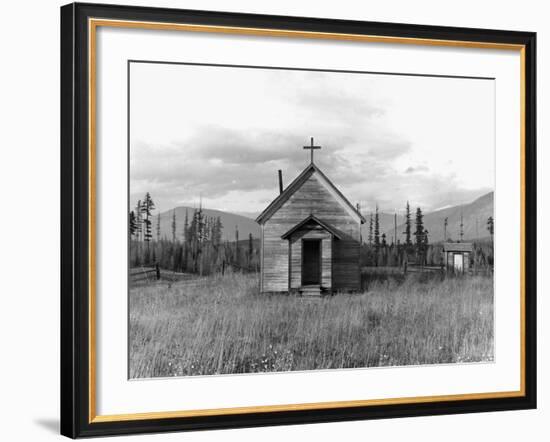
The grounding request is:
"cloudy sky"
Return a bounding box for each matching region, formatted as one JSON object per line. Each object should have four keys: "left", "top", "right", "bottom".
{"left": 129, "top": 62, "right": 495, "bottom": 216}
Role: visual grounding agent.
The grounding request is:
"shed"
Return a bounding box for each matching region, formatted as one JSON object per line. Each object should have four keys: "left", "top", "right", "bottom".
{"left": 255, "top": 157, "right": 365, "bottom": 296}
{"left": 443, "top": 242, "right": 473, "bottom": 273}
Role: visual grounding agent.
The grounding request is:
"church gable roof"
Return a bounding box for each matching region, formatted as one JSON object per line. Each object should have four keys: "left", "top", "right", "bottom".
{"left": 255, "top": 163, "right": 366, "bottom": 225}
{"left": 280, "top": 214, "right": 343, "bottom": 240}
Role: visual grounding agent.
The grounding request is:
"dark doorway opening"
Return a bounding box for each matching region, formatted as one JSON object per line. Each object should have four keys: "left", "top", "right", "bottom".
{"left": 302, "top": 239, "right": 321, "bottom": 285}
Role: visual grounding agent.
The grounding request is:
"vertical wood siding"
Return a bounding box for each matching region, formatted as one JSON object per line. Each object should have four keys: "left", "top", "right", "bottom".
{"left": 321, "top": 237, "right": 332, "bottom": 288}
{"left": 289, "top": 237, "right": 301, "bottom": 289}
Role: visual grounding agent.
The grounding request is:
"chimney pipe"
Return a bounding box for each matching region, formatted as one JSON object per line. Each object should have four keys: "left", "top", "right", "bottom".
{"left": 278, "top": 170, "right": 283, "bottom": 194}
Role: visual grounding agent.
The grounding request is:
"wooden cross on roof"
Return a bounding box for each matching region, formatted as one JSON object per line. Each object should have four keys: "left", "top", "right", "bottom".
{"left": 303, "top": 137, "right": 321, "bottom": 163}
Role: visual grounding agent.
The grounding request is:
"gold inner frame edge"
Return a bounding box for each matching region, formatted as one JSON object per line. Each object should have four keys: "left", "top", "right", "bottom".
{"left": 87, "top": 18, "right": 527, "bottom": 424}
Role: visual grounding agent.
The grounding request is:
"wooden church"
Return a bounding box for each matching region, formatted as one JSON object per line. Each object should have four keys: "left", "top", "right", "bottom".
{"left": 256, "top": 139, "right": 365, "bottom": 296}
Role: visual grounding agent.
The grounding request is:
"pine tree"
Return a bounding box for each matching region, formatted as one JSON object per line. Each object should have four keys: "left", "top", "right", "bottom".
{"left": 487, "top": 216, "right": 494, "bottom": 240}
{"left": 374, "top": 205, "right": 380, "bottom": 252}
{"left": 459, "top": 212, "right": 464, "bottom": 242}
{"left": 141, "top": 192, "right": 155, "bottom": 243}
{"left": 189, "top": 209, "right": 198, "bottom": 272}
{"left": 414, "top": 207, "right": 424, "bottom": 258}
{"left": 190, "top": 206, "right": 205, "bottom": 274}
{"left": 203, "top": 216, "right": 210, "bottom": 242}
{"left": 129, "top": 211, "right": 137, "bottom": 238}
{"left": 234, "top": 225, "right": 239, "bottom": 266}
{"left": 197, "top": 207, "right": 206, "bottom": 243}
{"left": 212, "top": 216, "right": 223, "bottom": 248}
{"left": 183, "top": 209, "right": 189, "bottom": 241}
{"left": 403, "top": 201, "right": 412, "bottom": 250}
{"left": 393, "top": 212, "right": 397, "bottom": 246}
{"left": 171, "top": 209, "right": 177, "bottom": 243}
{"left": 156, "top": 212, "right": 161, "bottom": 241}
{"left": 368, "top": 213, "right": 373, "bottom": 246}
{"left": 135, "top": 200, "right": 143, "bottom": 241}
{"left": 182, "top": 209, "right": 189, "bottom": 271}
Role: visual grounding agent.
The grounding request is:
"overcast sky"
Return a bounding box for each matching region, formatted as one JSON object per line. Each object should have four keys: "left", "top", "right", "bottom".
{"left": 130, "top": 62, "right": 495, "bottom": 216}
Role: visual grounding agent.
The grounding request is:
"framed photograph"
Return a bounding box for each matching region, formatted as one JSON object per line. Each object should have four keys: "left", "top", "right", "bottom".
{"left": 60, "top": 2, "right": 537, "bottom": 438}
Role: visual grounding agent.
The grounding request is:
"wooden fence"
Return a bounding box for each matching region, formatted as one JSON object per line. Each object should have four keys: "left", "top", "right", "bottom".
{"left": 130, "top": 264, "right": 160, "bottom": 283}
{"left": 406, "top": 264, "right": 443, "bottom": 273}
{"left": 363, "top": 264, "right": 492, "bottom": 276}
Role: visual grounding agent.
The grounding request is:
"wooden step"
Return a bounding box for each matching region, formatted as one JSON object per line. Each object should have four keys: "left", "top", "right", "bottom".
{"left": 300, "top": 285, "right": 322, "bottom": 297}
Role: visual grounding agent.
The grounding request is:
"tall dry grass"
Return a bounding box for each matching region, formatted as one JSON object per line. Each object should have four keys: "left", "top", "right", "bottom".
{"left": 129, "top": 272, "right": 493, "bottom": 378}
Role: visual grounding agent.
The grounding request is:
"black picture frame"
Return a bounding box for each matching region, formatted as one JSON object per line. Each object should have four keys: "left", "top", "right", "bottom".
{"left": 61, "top": 2, "right": 537, "bottom": 438}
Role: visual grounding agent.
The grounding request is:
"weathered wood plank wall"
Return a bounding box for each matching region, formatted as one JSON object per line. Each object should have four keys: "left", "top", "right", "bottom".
{"left": 290, "top": 237, "right": 302, "bottom": 289}
{"left": 321, "top": 237, "right": 332, "bottom": 288}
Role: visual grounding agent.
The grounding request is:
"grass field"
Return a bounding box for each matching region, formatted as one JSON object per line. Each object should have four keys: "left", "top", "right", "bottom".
{"left": 129, "top": 272, "right": 493, "bottom": 379}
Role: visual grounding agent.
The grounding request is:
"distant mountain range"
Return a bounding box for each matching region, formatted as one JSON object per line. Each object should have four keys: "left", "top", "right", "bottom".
{"left": 361, "top": 212, "right": 405, "bottom": 244}
{"left": 153, "top": 206, "right": 260, "bottom": 241}
{"left": 381, "top": 192, "right": 494, "bottom": 243}
{"left": 153, "top": 192, "right": 493, "bottom": 244}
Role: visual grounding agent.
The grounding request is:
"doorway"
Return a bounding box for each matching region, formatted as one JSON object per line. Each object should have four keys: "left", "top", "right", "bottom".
{"left": 302, "top": 239, "right": 321, "bottom": 285}
{"left": 453, "top": 253, "right": 464, "bottom": 272}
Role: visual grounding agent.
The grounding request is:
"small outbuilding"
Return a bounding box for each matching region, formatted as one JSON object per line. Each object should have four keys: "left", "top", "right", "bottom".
{"left": 443, "top": 242, "right": 473, "bottom": 273}
{"left": 256, "top": 145, "right": 365, "bottom": 296}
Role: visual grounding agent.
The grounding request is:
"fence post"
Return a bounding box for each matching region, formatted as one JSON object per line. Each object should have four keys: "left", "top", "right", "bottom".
{"left": 155, "top": 262, "right": 160, "bottom": 280}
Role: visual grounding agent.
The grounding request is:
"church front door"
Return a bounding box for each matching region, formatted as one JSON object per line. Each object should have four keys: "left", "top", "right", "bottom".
{"left": 302, "top": 239, "right": 321, "bottom": 285}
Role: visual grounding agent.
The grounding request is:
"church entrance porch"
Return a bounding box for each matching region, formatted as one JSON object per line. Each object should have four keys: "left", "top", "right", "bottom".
{"left": 280, "top": 214, "right": 341, "bottom": 296}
